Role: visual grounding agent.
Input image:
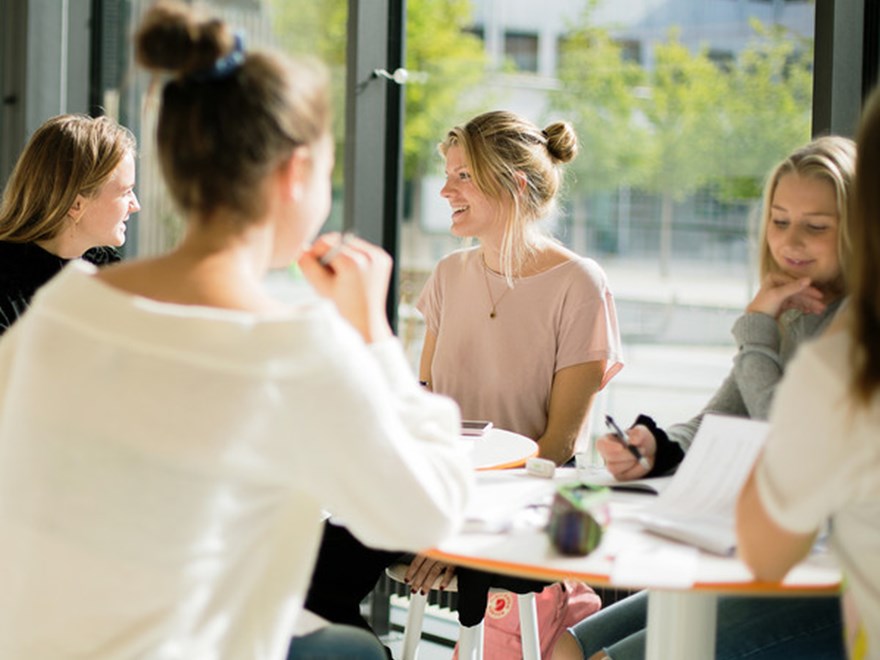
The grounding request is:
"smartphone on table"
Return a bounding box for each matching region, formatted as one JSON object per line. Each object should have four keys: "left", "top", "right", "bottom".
{"left": 461, "top": 420, "right": 493, "bottom": 436}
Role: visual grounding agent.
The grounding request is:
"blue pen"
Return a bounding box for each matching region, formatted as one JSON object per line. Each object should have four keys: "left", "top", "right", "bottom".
{"left": 604, "top": 414, "right": 650, "bottom": 470}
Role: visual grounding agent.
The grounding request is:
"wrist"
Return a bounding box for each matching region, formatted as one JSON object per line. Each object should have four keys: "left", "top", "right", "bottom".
{"left": 361, "top": 320, "right": 393, "bottom": 344}
{"left": 745, "top": 301, "right": 777, "bottom": 318}
{"left": 634, "top": 414, "right": 684, "bottom": 477}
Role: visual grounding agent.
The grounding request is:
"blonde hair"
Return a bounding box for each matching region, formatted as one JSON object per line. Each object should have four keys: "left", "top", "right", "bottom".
{"left": 439, "top": 110, "right": 578, "bottom": 280}
{"left": 0, "top": 114, "right": 136, "bottom": 243}
{"left": 134, "top": 0, "right": 330, "bottom": 223}
{"left": 849, "top": 89, "right": 880, "bottom": 404}
{"left": 756, "top": 136, "right": 856, "bottom": 297}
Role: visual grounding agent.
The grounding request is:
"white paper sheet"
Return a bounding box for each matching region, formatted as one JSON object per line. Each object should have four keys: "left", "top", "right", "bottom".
{"left": 636, "top": 414, "right": 769, "bottom": 555}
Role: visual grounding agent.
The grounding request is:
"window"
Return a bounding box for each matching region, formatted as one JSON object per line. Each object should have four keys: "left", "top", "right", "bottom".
{"left": 464, "top": 25, "right": 485, "bottom": 42}
{"left": 103, "top": 0, "right": 348, "bottom": 258}
{"left": 400, "top": 0, "right": 816, "bottom": 445}
{"left": 504, "top": 31, "right": 539, "bottom": 73}
{"left": 615, "top": 38, "right": 642, "bottom": 64}
{"left": 708, "top": 49, "right": 735, "bottom": 72}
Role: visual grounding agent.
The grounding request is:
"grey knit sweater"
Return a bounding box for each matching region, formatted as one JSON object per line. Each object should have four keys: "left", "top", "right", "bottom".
{"left": 657, "top": 297, "right": 844, "bottom": 469}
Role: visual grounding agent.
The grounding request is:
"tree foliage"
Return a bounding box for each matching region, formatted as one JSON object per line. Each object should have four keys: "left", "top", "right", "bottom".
{"left": 404, "top": 0, "right": 487, "bottom": 178}
{"left": 552, "top": 23, "right": 649, "bottom": 194}
{"left": 267, "top": 0, "right": 486, "bottom": 179}
{"left": 718, "top": 19, "right": 813, "bottom": 199}
{"left": 551, "top": 10, "right": 812, "bottom": 202}
{"left": 640, "top": 30, "right": 729, "bottom": 200}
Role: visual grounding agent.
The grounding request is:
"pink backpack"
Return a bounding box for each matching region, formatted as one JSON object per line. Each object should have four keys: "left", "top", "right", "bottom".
{"left": 452, "top": 581, "right": 601, "bottom": 659}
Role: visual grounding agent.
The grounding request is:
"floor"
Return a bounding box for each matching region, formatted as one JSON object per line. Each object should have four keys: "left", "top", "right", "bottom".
{"left": 380, "top": 595, "right": 458, "bottom": 660}
{"left": 383, "top": 632, "right": 455, "bottom": 660}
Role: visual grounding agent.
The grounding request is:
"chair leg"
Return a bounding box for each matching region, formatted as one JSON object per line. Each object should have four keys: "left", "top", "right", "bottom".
{"left": 401, "top": 590, "right": 428, "bottom": 660}
{"left": 517, "top": 592, "right": 540, "bottom": 660}
{"left": 458, "top": 622, "right": 483, "bottom": 660}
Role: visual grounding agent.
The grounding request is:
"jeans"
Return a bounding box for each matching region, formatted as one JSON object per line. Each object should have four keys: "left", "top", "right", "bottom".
{"left": 287, "top": 624, "right": 388, "bottom": 660}
{"left": 569, "top": 590, "right": 845, "bottom": 659}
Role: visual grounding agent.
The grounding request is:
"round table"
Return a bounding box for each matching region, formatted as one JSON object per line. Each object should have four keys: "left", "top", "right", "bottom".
{"left": 467, "top": 428, "right": 538, "bottom": 470}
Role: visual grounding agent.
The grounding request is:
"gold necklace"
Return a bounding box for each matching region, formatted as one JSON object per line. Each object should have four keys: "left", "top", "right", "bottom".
{"left": 480, "top": 253, "right": 512, "bottom": 319}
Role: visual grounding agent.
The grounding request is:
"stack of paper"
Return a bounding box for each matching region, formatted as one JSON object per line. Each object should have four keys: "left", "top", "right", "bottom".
{"left": 635, "top": 414, "right": 770, "bottom": 555}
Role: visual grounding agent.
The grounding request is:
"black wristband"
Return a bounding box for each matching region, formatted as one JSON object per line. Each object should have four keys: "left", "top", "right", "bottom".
{"left": 632, "top": 414, "right": 685, "bottom": 477}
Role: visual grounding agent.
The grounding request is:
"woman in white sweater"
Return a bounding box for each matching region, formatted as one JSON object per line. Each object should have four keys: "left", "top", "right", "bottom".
{"left": 738, "top": 87, "right": 880, "bottom": 660}
{"left": 0, "top": 2, "right": 472, "bottom": 659}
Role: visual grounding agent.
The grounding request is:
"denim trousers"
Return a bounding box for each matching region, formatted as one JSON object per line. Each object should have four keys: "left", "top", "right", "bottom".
{"left": 287, "top": 624, "right": 389, "bottom": 660}
{"left": 569, "top": 590, "right": 844, "bottom": 659}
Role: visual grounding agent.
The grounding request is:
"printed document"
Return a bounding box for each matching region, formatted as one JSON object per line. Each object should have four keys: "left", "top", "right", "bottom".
{"left": 635, "top": 414, "right": 769, "bottom": 555}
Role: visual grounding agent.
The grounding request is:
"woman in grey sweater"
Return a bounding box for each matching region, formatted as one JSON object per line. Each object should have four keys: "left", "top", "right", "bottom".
{"left": 602, "top": 136, "right": 853, "bottom": 481}
{"left": 554, "top": 135, "right": 856, "bottom": 660}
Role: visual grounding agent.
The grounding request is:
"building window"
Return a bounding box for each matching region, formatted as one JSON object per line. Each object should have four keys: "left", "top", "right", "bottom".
{"left": 709, "top": 49, "right": 735, "bottom": 72}
{"left": 615, "top": 38, "right": 642, "bottom": 64}
{"left": 401, "top": 0, "right": 817, "bottom": 440}
{"left": 504, "top": 31, "right": 539, "bottom": 73}
{"left": 464, "top": 25, "right": 485, "bottom": 42}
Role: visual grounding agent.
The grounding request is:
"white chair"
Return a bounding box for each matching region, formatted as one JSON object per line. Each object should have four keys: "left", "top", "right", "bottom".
{"left": 385, "top": 563, "right": 541, "bottom": 660}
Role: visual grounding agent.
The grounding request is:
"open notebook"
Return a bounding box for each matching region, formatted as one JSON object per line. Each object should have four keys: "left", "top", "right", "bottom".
{"left": 634, "top": 414, "right": 770, "bottom": 555}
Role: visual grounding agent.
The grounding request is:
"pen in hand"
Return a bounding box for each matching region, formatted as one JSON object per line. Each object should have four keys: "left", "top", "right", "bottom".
{"left": 318, "top": 232, "right": 353, "bottom": 267}
{"left": 604, "top": 414, "right": 650, "bottom": 470}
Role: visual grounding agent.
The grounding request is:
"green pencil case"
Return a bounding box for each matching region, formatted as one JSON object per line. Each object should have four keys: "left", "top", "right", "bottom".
{"left": 547, "top": 482, "right": 610, "bottom": 556}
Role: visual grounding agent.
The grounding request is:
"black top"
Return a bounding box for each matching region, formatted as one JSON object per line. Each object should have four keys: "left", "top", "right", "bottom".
{"left": 0, "top": 241, "right": 120, "bottom": 336}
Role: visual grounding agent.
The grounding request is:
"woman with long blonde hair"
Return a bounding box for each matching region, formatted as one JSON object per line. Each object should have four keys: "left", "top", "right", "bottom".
{"left": 738, "top": 88, "right": 880, "bottom": 660}
{"left": 0, "top": 113, "right": 139, "bottom": 333}
{"left": 556, "top": 134, "right": 855, "bottom": 660}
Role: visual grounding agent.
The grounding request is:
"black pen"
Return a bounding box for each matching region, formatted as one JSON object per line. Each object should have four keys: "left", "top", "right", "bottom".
{"left": 604, "top": 414, "right": 650, "bottom": 469}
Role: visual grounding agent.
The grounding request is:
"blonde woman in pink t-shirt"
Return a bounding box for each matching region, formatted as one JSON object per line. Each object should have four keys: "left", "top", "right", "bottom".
{"left": 408, "top": 110, "right": 624, "bottom": 595}
{"left": 304, "top": 112, "right": 622, "bottom": 647}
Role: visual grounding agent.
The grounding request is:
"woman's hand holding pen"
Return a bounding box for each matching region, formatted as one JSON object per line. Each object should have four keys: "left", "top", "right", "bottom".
{"left": 747, "top": 272, "right": 826, "bottom": 319}
{"left": 299, "top": 232, "right": 394, "bottom": 344}
{"left": 596, "top": 424, "right": 656, "bottom": 480}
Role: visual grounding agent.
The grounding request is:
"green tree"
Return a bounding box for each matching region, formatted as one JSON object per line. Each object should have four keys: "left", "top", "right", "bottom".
{"left": 717, "top": 19, "right": 813, "bottom": 201}
{"left": 268, "top": 0, "right": 349, "bottom": 187}
{"left": 553, "top": 22, "right": 727, "bottom": 273}
{"left": 551, "top": 9, "right": 812, "bottom": 277}
{"left": 552, "top": 19, "right": 649, "bottom": 195}
{"left": 403, "top": 0, "right": 487, "bottom": 179}
{"left": 639, "top": 32, "right": 729, "bottom": 275}
{"left": 268, "top": 0, "right": 486, "bottom": 181}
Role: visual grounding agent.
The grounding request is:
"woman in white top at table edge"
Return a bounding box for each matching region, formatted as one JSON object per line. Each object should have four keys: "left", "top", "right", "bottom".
{"left": 0, "top": 2, "right": 472, "bottom": 659}
{"left": 738, "top": 87, "right": 880, "bottom": 660}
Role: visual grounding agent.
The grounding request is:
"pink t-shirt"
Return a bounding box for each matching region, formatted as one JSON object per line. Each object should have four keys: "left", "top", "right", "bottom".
{"left": 417, "top": 247, "right": 623, "bottom": 445}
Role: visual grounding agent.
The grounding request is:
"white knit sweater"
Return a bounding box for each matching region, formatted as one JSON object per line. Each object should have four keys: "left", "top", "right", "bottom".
{"left": 0, "top": 260, "right": 472, "bottom": 659}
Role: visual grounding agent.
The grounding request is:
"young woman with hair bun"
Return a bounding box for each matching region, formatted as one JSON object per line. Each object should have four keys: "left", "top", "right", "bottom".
{"left": 0, "top": 2, "right": 471, "bottom": 659}
{"left": 305, "top": 110, "right": 622, "bottom": 652}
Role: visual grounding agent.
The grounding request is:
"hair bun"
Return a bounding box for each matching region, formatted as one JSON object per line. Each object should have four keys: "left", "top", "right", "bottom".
{"left": 135, "top": 0, "right": 235, "bottom": 78}
{"left": 544, "top": 121, "right": 578, "bottom": 164}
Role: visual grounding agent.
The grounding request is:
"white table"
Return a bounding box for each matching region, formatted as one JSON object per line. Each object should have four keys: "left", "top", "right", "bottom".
{"left": 467, "top": 427, "right": 537, "bottom": 471}
{"left": 427, "top": 468, "right": 840, "bottom": 660}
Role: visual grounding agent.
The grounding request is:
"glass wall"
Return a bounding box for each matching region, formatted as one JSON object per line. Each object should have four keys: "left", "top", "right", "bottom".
{"left": 95, "top": 0, "right": 818, "bottom": 447}
{"left": 102, "top": 0, "right": 348, "bottom": 259}
{"left": 397, "top": 0, "right": 815, "bottom": 443}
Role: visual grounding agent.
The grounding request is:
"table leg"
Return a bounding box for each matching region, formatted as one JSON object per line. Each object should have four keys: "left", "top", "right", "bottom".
{"left": 645, "top": 590, "right": 717, "bottom": 660}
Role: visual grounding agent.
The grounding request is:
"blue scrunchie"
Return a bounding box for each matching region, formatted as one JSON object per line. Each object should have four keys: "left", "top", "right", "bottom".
{"left": 188, "top": 31, "right": 246, "bottom": 82}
